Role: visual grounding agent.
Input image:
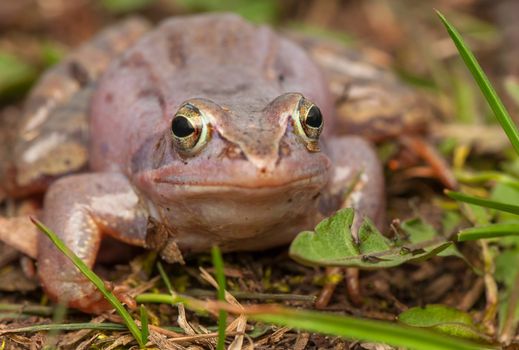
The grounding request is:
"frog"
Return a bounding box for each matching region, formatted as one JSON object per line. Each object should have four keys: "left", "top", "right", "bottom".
{"left": 0, "top": 13, "right": 432, "bottom": 313}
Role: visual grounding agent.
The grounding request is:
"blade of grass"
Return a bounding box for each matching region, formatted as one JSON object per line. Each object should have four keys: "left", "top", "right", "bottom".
{"left": 454, "top": 170, "right": 519, "bottom": 187}
{"left": 140, "top": 305, "right": 149, "bottom": 345}
{"left": 250, "top": 307, "right": 493, "bottom": 350}
{"left": 0, "top": 322, "right": 128, "bottom": 334}
{"left": 437, "top": 11, "right": 519, "bottom": 155}
{"left": 457, "top": 223, "right": 519, "bottom": 241}
{"left": 446, "top": 190, "right": 519, "bottom": 215}
{"left": 31, "top": 218, "right": 144, "bottom": 348}
{"left": 157, "top": 261, "right": 175, "bottom": 295}
{"left": 135, "top": 291, "right": 493, "bottom": 349}
{"left": 0, "top": 304, "right": 54, "bottom": 317}
{"left": 135, "top": 293, "right": 491, "bottom": 350}
{"left": 211, "top": 246, "right": 227, "bottom": 350}
{"left": 0, "top": 322, "right": 190, "bottom": 335}
{"left": 46, "top": 303, "right": 67, "bottom": 348}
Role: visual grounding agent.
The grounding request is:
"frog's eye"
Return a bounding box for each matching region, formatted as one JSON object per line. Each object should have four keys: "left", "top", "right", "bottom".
{"left": 171, "top": 104, "right": 210, "bottom": 155}
{"left": 172, "top": 116, "right": 195, "bottom": 138}
{"left": 293, "top": 98, "right": 323, "bottom": 152}
{"left": 301, "top": 105, "right": 323, "bottom": 139}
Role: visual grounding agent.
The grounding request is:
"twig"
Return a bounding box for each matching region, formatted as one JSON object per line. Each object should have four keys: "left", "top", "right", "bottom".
{"left": 499, "top": 270, "right": 519, "bottom": 344}
{"left": 480, "top": 240, "right": 498, "bottom": 336}
{"left": 459, "top": 278, "right": 484, "bottom": 312}
{"left": 315, "top": 267, "right": 342, "bottom": 308}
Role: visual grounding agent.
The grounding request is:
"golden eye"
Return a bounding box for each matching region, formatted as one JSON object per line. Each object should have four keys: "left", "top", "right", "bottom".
{"left": 301, "top": 104, "right": 323, "bottom": 139}
{"left": 293, "top": 98, "right": 323, "bottom": 152}
{"left": 171, "top": 104, "right": 209, "bottom": 155}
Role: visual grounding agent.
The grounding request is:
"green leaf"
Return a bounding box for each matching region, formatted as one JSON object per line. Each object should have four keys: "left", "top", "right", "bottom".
{"left": 457, "top": 223, "right": 519, "bottom": 241}
{"left": 31, "top": 218, "right": 145, "bottom": 348}
{"left": 211, "top": 246, "right": 227, "bottom": 350}
{"left": 442, "top": 211, "right": 463, "bottom": 235}
{"left": 437, "top": 11, "right": 519, "bottom": 155}
{"left": 398, "top": 305, "right": 490, "bottom": 341}
{"left": 0, "top": 53, "right": 37, "bottom": 101}
{"left": 400, "top": 218, "right": 437, "bottom": 241}
{"left": 495, "top": 249, "right": 519, "bottom": 288}
{"left": 446, "top": 190, "right": 519, "bottom": 216}
{"left": 251, "top": 307, "right": 491, "bottom": 350}
{"left": 401, "top": 218, "right": 465, "bottom": 260}
{"left": 289, "top": 208, "right": 452, "bottom": 268}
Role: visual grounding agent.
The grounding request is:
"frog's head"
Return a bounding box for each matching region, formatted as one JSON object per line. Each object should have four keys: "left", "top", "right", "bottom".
{"left": 134, "top": 91, "right": 332, "bottom": 249}
{"left": 149, "top": 91, "right": 331, "bottom": 184}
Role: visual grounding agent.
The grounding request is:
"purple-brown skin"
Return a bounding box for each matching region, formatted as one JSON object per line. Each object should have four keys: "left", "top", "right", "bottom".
{"left": 37, "top": 14, "right": 384, "bottom": 313}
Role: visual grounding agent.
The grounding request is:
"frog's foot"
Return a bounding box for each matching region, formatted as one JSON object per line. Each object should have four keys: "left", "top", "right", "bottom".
{"left": 318, "top": 136, "right": 385, "bottom": 307}
{"left": 323, "top": 135, "right": 385, "bottom": 229}
{"left": 38, "top": 172, "right": 148, "bottom": 313}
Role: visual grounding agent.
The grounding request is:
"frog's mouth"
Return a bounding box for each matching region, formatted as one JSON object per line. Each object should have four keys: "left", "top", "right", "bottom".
{"left": 154, "top": 168, "right": 329, "bottom": 191}
{"left": 144, "top": 145, "right": 332, "bottom": 191}
{"left": 145, "top": 168, "right": 329, "bottom": 250}
{"left": 135, "top": 151, "right": 330, "bottom": 244}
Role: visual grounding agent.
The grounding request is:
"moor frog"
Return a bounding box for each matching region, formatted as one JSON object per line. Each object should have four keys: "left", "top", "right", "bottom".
{"left": 0, "top": 13, "right": 431, "bottom": 312}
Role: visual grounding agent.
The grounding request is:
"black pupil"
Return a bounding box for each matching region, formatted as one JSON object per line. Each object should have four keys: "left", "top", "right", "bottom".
{"left": 172, "top": 116, "right": 195, "bottom": 137}
{"left": 306, "top": 106, "right": 323, "bottom": 128}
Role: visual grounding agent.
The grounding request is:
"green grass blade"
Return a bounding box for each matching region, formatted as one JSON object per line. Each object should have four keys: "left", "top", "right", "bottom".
{"left": 140, "top": 305, "right": 149, "bottom": 345}
{"left": 251, "top": 308, "right": 493, "bottom": 350}
{"left": 458, "top": 223, "right": 519, "bottom": 241}
{"left": 157, "top": 261, "right": 175, "bottom": 295}
{"left": 0, "top": 304, "right": 54, "bottom": 317}
{"left": 211, "top": 246, "right": 227, "bottom": 350}
{"left": 135, "top": 293, "right": 492, "bottom": 350}
{"left": 437, "top": 11, "right": 519, "bottom": 155}
{"left": 0, "top": 322, "right": 128, "bottom": 334}
{"left": 446, "top": 190, "right": 519, "bottom": 215}
{"left": 31, "top": 218, "right": 144, "bottom": 348}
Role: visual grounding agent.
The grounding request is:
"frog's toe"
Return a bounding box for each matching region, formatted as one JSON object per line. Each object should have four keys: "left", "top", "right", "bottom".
{"left": 112, "top": 285, "right": 137, "bottom": 310}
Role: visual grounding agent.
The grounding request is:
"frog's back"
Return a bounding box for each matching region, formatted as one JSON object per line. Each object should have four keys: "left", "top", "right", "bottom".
{"left": 90, "top": 13, "right": 333, "bottom": 173}
{"left": 2, "top": 18, "right": 151, "bottom": 197}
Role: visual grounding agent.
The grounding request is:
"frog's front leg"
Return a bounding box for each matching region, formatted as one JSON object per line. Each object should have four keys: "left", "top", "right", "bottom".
{"left": 323, "top": 135, "right": 385, "bottom": 232}
{"left": 38, "top": 173, "right": 148, "bottom": 313}
{"left": 317, "top": 136, "right": 385, "bottom": 308}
